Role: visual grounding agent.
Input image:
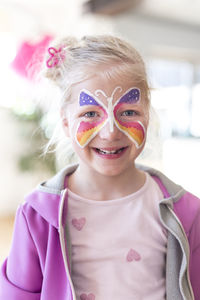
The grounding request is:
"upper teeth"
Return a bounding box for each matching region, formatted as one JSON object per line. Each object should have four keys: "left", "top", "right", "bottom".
{"left": 99, "top": 149, "right": 121, "bottom": 154}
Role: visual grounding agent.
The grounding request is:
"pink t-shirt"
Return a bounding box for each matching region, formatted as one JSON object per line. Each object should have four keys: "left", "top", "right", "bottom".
{"left": 67, "top": 172, "right": 167, "bottom": 300}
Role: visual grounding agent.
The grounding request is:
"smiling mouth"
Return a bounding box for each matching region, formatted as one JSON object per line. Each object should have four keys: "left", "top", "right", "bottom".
{"left": 94, "top": 147, "right": 128, "bottom": 155}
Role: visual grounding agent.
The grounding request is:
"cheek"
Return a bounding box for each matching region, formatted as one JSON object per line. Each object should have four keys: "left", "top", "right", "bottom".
{"left": 115, "top": 119, "right": 146, "bottom": 148}
{"left": 75, "top": 118, "right": 108, "bottom": 148}
{"left": 113, "top": 103, "right": 148, "bottom": 148}
{"left": 76, "top": 120, "right": 100, "bottom": 147}
{"left": 70, "top": 104, "right": 108, "bottom": 148}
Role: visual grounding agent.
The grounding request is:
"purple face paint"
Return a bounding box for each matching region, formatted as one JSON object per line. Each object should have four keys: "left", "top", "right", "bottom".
{"left": 80, "top": 91, "right": 100, "bottom": 106}
{"left": 117, "top": 88, "right": 140, "bottom": 104}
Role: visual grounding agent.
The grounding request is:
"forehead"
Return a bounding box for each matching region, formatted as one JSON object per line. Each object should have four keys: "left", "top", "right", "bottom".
{"left": 71, "top": 75, "right": 144, "bottom": 106}
{"left": 79, "top": 87, "right": 141, "bottom": 109}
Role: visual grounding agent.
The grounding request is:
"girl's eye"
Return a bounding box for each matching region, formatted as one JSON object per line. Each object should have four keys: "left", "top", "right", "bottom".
{"left": 121, "top": 110, "right": 137, "bottom": 117}
{"left": 83, "top": 111, "right": 98, "bottom": 118}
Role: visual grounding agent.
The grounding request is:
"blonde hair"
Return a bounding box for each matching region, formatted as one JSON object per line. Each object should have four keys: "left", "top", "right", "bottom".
{"left": 40, "top": 35, "right": 151, "bottom": 166}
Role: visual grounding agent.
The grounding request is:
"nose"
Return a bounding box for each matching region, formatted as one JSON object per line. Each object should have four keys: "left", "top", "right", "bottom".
{"left": 98, "top": 121, "right": 123, "bottom": 141}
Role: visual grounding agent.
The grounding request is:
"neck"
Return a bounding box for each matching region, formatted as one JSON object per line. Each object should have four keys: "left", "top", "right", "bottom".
{"left": 68, "top": 162, "right": 146, "bottom": 201}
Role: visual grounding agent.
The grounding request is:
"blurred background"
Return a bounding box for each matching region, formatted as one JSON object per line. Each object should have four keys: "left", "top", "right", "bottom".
{"left": 0, "top": 0, "right": 200, "bottom": 263}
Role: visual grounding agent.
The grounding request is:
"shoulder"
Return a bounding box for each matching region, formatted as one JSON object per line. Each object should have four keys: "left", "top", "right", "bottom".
{"left": 19, "top": 186, "right": 61, "bottom": 231}
{"left": 21, "top": 163, "right": 79, "bottom": 228}
{"left": 174, "top": 191, "right": 200, "bottom": 235}
{"left": 174, "top": 191, "right": 200, "bottom": 213}
{"left": 137, "top": 164, "right": 200, "bottom": 230}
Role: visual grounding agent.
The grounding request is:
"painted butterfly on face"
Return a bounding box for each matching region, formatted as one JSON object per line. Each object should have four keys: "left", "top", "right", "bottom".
{"left": 75, "top": 86, "right": 146, "bottom": 148}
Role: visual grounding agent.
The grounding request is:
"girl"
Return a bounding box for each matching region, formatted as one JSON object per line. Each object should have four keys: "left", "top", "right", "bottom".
{"left": 0, "top": 35, "right": 199, "bottom": 300}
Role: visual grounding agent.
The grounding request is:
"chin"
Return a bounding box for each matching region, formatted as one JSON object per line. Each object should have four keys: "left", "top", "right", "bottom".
{"left": 94, "top": 165, "right": 128, "bottom": 177}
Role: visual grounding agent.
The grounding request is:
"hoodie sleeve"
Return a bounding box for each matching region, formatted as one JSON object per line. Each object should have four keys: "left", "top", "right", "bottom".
{"left": 188, "top": 203, "right": 200, "bottom": 300}
{"left": 0, "top": 205, "right": 42, "bottom": 299}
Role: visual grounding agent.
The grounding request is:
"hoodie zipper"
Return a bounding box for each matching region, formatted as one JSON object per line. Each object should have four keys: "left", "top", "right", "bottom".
{"left": 59, "top": 189, "right": 77, "bottom": 300}
{"left": 159, "top": 198, "right": 194, "bottom": 300}
{"left": 167, "top": 205, "right": 194, "bottom": 300}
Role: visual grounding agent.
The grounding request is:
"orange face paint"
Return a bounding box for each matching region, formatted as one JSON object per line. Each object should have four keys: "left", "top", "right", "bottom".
{"left": 76, "top": 107, "right": 108, "bottom": 148}
{"left": 75, "top": 91, "right": 108, "bottom": 148}
{"left": 113, "top": 101, "right": 145, "bottom": 148}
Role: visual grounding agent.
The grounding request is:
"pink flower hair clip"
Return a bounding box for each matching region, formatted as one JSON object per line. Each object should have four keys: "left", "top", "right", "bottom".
{"left": 46, "top": 46, "right": 65, "bottom": 68}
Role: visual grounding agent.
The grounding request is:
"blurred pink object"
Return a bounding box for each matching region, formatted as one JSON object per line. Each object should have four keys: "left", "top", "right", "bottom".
{"left": 11, "top": 34, "right": 53, "bottom": 80}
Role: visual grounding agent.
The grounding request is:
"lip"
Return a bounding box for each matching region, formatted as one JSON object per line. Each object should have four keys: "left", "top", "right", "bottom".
{"left": 92, "top": 146, "right": 128, "bottom": 159}
{"left": 92, "top": 146, "right": 128, "bottom": 151}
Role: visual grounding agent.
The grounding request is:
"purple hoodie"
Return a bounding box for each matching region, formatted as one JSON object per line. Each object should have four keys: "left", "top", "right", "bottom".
{"left": 0, "top": 164, "right": 200, "bottom": 300}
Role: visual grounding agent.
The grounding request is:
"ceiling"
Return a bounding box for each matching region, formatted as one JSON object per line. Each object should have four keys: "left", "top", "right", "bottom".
{"left": 138, "top": 0, "right": 200, "bottom": 27}
{"left": 0, "top": 0, "right": 200, "bottom": 62}
{"left": 1, "top": 0, "right": 200, "bottom": 28}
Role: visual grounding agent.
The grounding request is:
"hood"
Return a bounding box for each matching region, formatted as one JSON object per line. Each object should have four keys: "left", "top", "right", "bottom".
{"left": 24, "top": 163, "right": 185, "bottom": 228}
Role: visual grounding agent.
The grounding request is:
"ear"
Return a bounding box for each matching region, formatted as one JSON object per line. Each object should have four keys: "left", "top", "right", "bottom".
{"left": 60, "top": 108, "right": 70, "bottom": 137}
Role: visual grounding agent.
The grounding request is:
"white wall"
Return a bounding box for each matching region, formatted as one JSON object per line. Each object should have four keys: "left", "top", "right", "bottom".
{"left": 0, "top": 108, "right": 51, "bottom": 215}
{"left": 112, "top": 13, "right": 200, "bottom": 62}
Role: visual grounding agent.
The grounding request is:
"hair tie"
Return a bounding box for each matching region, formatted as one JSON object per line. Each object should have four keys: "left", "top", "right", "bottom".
{"left": 46, "top": 46, "right": 65, "bottom": 68}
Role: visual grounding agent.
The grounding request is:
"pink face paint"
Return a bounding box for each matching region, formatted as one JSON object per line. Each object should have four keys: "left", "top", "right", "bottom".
{"left": 113, "top": 89, "right": 145, "bottom": 148}
{"left": 75, "top": 91, "right": 108, "bottom": 148}
{"left": 114, "top": 117, "right": 145, "bottom": 148}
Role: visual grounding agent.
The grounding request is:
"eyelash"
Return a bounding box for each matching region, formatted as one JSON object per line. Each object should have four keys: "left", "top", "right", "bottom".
{"left": 83, "top": 111, "right": 99, "bottom": 118}
{"left": 121, "top": 110, "right": 138, "bottom": 117}
{"left": 82, "top": 109, "right": 138, "bottom": 119}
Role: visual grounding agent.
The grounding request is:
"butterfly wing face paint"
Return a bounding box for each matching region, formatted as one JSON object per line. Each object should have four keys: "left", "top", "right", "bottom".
{"left": 75, "top": 90, "right": 108, "bottom": 148}
{"left": 113, "top": 88, "right": 146, "bottom": 148}
{"left": 75, "top": 87, "right": 146, "bottom": 149}
{"left": 117, "top": 88, "right": 140, "bottom": 104}
{"left": 114, "top": 118, "right": 145, "bottom": 148}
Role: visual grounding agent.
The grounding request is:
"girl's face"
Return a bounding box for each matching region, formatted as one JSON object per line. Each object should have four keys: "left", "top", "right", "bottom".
{"left": 62, "top": 74, "right": 149, "bottom": 177}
